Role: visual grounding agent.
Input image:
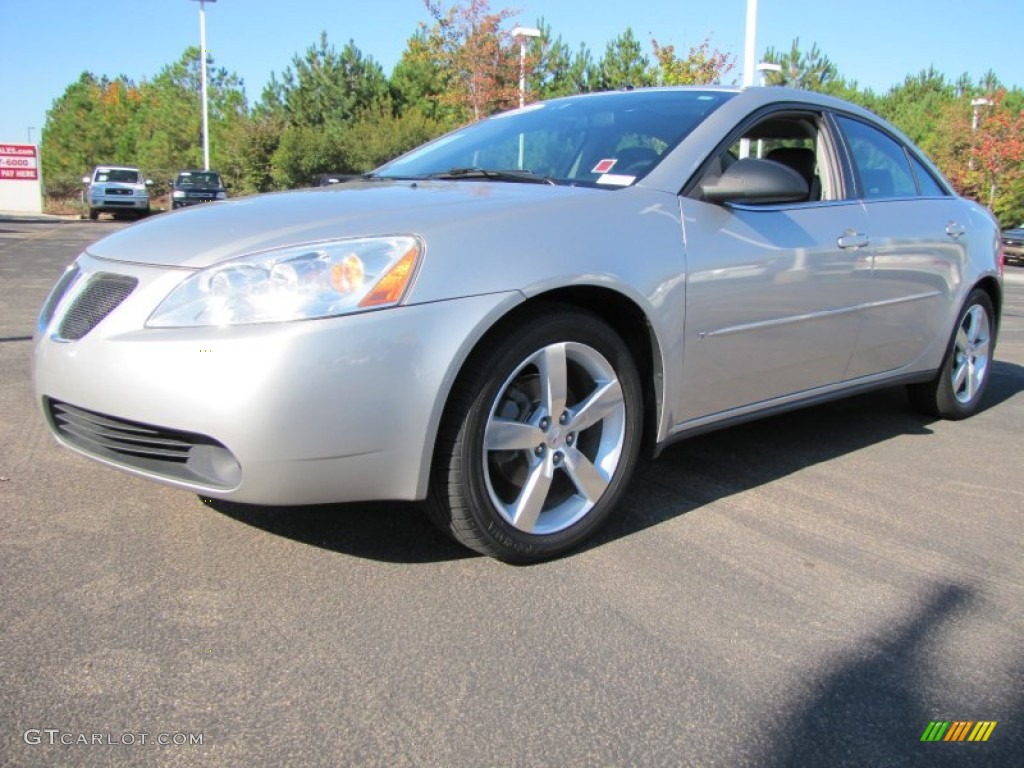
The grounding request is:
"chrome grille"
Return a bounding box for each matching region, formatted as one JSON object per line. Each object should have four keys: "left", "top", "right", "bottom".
{"left": 46, "top": 399, "right": 241, "bottom": 488}
{"left": 56, "top": 272, "right": 137, "bottom": 340}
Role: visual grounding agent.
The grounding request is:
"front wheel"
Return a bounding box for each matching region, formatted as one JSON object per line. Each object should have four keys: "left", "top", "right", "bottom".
{"left": 428, "top": 307, "right": 643, "bottom": 563}
{"left": 908, "top": 288, "right": 995, "bottom": 419}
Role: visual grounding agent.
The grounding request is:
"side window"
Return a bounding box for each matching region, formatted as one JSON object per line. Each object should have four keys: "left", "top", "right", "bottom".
{"left": 909, "top": 154, "right": 947, "bottom": 197}
{"left": 697, "top": 111, "right": 834, "bottom": 203}
{"left": 837, "top": 115, "right": 917, "bottom": 199}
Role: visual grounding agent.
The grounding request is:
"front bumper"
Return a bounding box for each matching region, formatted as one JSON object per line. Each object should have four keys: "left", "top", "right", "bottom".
{"left": 34, "top": 253, "right": 519, "bottom": 504}
{"left": 89, "top": 198, "right": 150, "bottom": 212}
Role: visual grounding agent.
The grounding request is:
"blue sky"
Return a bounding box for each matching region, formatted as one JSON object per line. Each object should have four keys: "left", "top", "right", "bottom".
{"left": 1, "top": 0, "right": 1020, "bottom": 144}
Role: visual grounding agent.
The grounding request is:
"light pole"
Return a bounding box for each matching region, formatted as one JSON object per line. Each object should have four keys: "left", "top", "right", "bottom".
{"left": 188, "top": 0, "right": 216, "bottom": 170}
{"left": 970, "top": 97, "right": 993, "bottom": 173}
{"left": 512, "top": 26, "right": 540, "bottom": 170}
{"left": 742, "top": 0, "right": 758, "bottom": 87}
{"left": 512, "top": 26, "right": 541, "bottom": 108}
{"left": 756, "top": 61, "right": 782, "bottom": 87}
{"left": 971, "top": 97, "right": 993, "bottom": 131}
{"left": 753, "top": 63, "right": 781, "bottom": 158}
{"left": 27, "top": 127, "right": 36, "bottom": 145}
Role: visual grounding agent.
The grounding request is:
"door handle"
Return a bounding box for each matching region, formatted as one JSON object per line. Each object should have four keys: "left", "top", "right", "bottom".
{"left": 837, "top": 230, "right": 869, "bottom": 249}
{"left": 945, "top": 221, "right": 966, "bottom": 239}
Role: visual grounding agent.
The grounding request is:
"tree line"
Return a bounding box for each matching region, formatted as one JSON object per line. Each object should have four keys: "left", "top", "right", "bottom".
{"left": 39, "top": 0, "right": 1024, "bottom": 226}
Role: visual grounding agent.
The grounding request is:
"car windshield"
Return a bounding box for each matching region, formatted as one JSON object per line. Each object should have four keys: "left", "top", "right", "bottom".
{"left": 176, "top": 172, "right": 222, "bottom": 187}
{"left": 97, "top": 170, "right": 140, "bottom": 183}
{"left": 376, "top": 89, "right": 734, "bottom": 188}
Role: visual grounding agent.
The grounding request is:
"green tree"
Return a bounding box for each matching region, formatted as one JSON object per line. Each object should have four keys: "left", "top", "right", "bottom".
{"left": 524, "top": 19, "right": 598, "bottom": 99}
{"left": 761, "top": 38, "right": 837, "bottom": 91}
{"left": 875, "top": 67, "right": 955, "bottom": 152}
{"left": 390, "top": 28, "right": 462, "bottom": 127}
{"left": 218, "top": 113, "right": 283, "bottom": 195}
{"left": 41, "top": 72, "right": 143, "bottom": 187}
{"left": 597, "top": 28, "right": 655, "bottom": 90}
{"left": 652, "top": 37, "right": 735, "bottom": 85}
{"left": 420, "top": 0, "right": 519, "bottom": 121}
{"left": 338, "top": 103, "right": 447, "bottom": 172}
{"left": 131, "top": 47, "right": 248, "bottom": 182}
{"left": 261, "top": 33, "right": 389, "bottom": 128}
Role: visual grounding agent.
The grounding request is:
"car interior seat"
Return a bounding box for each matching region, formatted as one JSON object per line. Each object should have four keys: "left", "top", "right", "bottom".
{"left": 766, "top": 146, "right": 820, "bottom": 201}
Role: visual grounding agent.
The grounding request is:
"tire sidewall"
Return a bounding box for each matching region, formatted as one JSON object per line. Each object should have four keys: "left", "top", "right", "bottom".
{"left": 935, "top": 289, "right": 995, "bottom": 418}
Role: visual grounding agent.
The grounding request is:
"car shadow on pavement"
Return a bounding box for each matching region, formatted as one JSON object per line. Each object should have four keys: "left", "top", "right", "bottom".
{"left": 206, "top": 363, "right": 1022, "bottom": 565}
{"left": 205, "top": 497, "right": 475, "bottom": 564}
{"left": 593, "top": 362, "right": 1023, "bottom": 553}
{"left": 751, "top": 582, "right": 1023, "bottom": 766}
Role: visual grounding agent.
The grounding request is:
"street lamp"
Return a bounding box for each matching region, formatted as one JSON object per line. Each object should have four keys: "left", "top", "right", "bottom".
{"left": 188, "top": 0, "right": 217, "bottom": 170}
{"left": 511, "top": 26, "right": 540, "bottom": 170}
{"left": 971, "top": 97, "right": 993, "bottom": 131}
{"left": 969, "top": 97, "right": 993, "bottom": 173}
{"left": 27, "top": 127, "right": 37, "bottom": 145}
{"left": 512, "top": 26, "right": 541, "bottom": 108}
{"left": 756, "top": 61, "right": 782, "bottom": 87}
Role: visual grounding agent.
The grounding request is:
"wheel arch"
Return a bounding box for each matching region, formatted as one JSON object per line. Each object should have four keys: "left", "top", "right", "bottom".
{"left": 419, "top": 285, "right": 664, "bottom": 498}
{"left": 973, "top": 275, "right": 1003, "bottom": 341}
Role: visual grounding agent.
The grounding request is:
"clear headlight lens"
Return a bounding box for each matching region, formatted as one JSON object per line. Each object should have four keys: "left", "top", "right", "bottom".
{"left": 172, "top": 190, "right": 186, "bottom": 199}
{"left": 147, "top": 235, "right": 422, "bottom": 327}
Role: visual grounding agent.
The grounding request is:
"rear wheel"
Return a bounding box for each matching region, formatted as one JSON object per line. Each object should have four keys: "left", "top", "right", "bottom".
{"left": 908, "top": 288, "right": 995, "bottom": 419}
{"left": 428, "top": 307, "right": 643, "bottom": 563}
{"left": 88, "top": 208, "right": 99, "bottom": 221}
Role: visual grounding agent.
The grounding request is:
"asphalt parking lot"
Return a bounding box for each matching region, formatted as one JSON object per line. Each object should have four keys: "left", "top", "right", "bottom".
{"left": 2, "top": 217, "right": 1022, "bottom": 767}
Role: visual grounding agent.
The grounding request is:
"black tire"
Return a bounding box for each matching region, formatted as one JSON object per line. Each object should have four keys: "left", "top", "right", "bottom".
{"left": 88, "top": 209, "right": 99, "bottom": 221}
{"left": 908, "top": 288, "right": 996, "bottom": 419}
{"left": 427, "top": 306, "right": 643, "bottom": 563}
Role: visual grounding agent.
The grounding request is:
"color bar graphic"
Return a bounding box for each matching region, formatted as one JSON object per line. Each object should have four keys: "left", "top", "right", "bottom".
{"left": 921, "top": 721, "right": 996, "bottom": 742}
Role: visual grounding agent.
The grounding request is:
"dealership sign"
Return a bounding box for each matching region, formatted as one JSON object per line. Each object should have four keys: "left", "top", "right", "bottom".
{"left": 0, "top": 142, "right": 43, "bottom": 213}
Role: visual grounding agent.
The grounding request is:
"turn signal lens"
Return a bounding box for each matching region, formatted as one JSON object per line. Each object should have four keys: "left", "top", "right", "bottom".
{"left": 360, "top": 247, "right": 419, "bottom": 307}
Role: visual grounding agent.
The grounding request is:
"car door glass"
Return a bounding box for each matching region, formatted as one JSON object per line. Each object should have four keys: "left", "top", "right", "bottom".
{"left": 909, "top": 154, "right": 947, "bottom": 197}
{"left": 837, "top": 115, "right": 917, "bottom": 199}
{"left": 703, "top": 112, "right": 832, "bottom": 203}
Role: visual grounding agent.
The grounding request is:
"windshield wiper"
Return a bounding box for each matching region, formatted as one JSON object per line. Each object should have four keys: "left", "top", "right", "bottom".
{"left": 427, "top": 167, "right": 556, "bottom": 185}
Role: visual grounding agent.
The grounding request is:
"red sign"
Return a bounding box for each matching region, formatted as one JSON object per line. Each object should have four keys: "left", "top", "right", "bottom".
{"left": 0, "top": 144, "right": 39, "bottom": 180}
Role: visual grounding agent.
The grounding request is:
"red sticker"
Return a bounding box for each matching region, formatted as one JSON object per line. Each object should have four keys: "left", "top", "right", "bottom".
{"left": 592, "top": 159, "right": 617, "bottom": 174}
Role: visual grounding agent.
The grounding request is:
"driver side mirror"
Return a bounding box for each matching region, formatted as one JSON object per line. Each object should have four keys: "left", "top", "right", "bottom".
{"left": 701, "top": 158, "right": 808, "bottom": 205}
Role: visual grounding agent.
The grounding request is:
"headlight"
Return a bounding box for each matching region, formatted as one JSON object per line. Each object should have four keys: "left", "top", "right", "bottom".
{"left": 216, "top": 191, "right": 227, "bottom": 200}
{"left": 147, "top": 236, "right": 422, "bottom": 327}
{"left": 172, "top": 190, "right": 186, "bottom": 199}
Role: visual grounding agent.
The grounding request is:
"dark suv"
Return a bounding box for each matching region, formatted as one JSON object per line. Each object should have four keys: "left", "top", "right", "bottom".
{"left": 172, "top": 170, "right": 227, "bottom": 209}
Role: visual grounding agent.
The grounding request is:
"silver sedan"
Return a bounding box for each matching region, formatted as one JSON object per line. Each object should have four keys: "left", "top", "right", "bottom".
{"left": 34, "top": 87, "right": 1003, "bottom": 562}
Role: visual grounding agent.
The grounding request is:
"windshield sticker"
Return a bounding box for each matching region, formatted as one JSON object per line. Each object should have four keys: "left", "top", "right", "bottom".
{"left": 592, "top": 159, "right": 617, "bottom": 174}
{"left": 597, "top": 173, "right": 635, "bottom": 186}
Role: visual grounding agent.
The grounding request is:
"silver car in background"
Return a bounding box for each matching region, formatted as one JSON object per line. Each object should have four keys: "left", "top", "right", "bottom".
{"left": 82, "top": 164, "right": 152, "bottom": 220}
{"left": 35, "top": 87, "right": 1003, "bottom": 562}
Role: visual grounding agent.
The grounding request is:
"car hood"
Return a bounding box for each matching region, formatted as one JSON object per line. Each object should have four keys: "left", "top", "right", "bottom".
{"left": 86, "top": 181, "right": 601, "bottom": 269}
{"left": 1002, "top": 227, "right": 1024, "bottom": 239}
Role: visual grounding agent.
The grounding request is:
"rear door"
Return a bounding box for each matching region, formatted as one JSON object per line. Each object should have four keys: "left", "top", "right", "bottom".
{"left": 833, "top": 114, "right": 967, "bottom": 378}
